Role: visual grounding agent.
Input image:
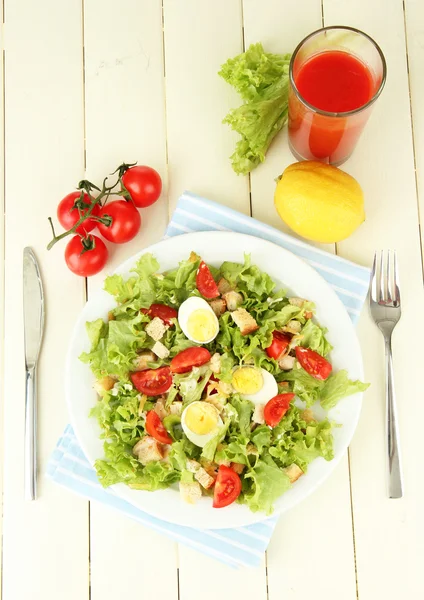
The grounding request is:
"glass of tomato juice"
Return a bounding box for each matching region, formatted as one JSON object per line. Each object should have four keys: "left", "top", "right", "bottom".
{"left": 288, "top": 26, "right": 386, "bottom": 165}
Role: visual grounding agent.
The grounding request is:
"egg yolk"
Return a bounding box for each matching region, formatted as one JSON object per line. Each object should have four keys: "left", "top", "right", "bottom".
{"left": 184, "top": 403, "right": 219, "bottom": 435}
{"left": 187, "top": 309, "right": 217, "bottom": 342}
{"left": 232, "top": 367, "right": 263, "bottom": 395}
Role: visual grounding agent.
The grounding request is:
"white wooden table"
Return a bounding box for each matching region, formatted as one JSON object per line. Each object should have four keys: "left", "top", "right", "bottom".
{"left": 1, "top": 1, "right": 423, "bottom": 598}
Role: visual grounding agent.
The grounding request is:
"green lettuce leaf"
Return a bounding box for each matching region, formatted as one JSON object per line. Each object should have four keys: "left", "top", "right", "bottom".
{"left": 230, "top": 396, "right": 254, "bottom": 437}
{"left": 320, "top": 370, "right": 370, "bottom": 410}
{"left": 282, "top": 368, "right": 324, "bottom": 407}
{"left": 244, "top": 459, "right": 291, "bottom": 514}
{"left": 300, "top": 319, "right": 333, "bottom": 357}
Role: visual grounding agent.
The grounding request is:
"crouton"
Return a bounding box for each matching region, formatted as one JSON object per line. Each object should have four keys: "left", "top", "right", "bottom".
{"left": 133, "top": 436, "right": 163, "bottom": 465}
{"left": 252, "top": 404, "right": 265, "bottom": 425}
{"left": 301, "top": 408, "right": 314, "bottom": 423}
{"left": 209, "top": 352, "right": 221, "bottom": 374}
{"left": 215, "top": 445, "right": 231, "bottom": 467}
{"left": 278, "top": 355, "right": 295, "bottom": 370}
{"left": 138, "top": 394, "right": 147, "bottom": 416}
{"left": 186, "top": 459, "right": 201, "bottom": 473}
{"left": 223, "top": 291, "right": 243, "bottom": 312}
{"left": 169, "top": 401, "right": 183, "bottom": 416}
{"left": 231, "top": 462, "right": 245, "bottom": 475}
{"left": 282, "top": 320, "right": 302, "bottom": 335}
{"left": 305, "top": 311, "right": 313, "bottom": 320}
{"left": 161, "top": 445, "right": 171, "bottom": 463}
{"left": 145, "top": 317, "right": 166, "bottom": 341}
{"left": 93, "top": 376, "right": 116, "bottom": 396}
{"left": 151, "top": 340, "right": 170, "bottom": 359}
{"left": 132, "top": 350, "right": 156, "bottom": 371}
{"left": 205, "top": 395, "right": 227, "bottom": 413}
{"left": 246, "top": 444, "right": 259, "bottom": 456}
{"left": 154, "top": 398, "right": 168, "bottom": 420}
{"left": 195, "top": 467, "right": 215, "bottom": 489}
{"left": 179, "top": 480, "right": 202, "bottom": 504}
{"left": 200, "top": 459, "right": 219, "bottom": 479}
{"left": 285, "top": 464, "right": 303, "bottom": 483}
{"left": 108, "top": 311, "right": 115, "bottom": 321}
{"left": 218, "top": 381, "right": 233, "bottom": 395}
{"left": 209, "top": 297, "right": 227, "bottom": 316}
{"left": 289, "top": 297, "right": 307, "bottom": 308}
{"left": 231, "top": 308, "right": 259, "bottom": 336}
{"left": 217, "top": 277, "right": 233, "bottom": 295}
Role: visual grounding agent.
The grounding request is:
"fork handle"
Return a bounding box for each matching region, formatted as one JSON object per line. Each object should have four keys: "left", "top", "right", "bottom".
{"left": 385, "top": 336, "right": 403, "bottom": 498}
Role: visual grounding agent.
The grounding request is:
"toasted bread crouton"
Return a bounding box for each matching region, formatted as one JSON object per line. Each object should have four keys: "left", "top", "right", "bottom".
{"left": 217, "top": 277, "right": 233, "bottom": 294}
{"left": 305, "top": 311, "right": 313, "bottom": 320}
{"left": 209, "top": 352, "right": 221, "bottom": 374}
{"left": 205, "top": 395, "right": 227, "bottom": 413}
{"left": 154, "top": 398, "right": 168, "bottom": 420}
{"left": 231, "top": 462, "right": 245, "bottom": 475}
{"left": 145, "top": 316, "right": 167, "bottom": 341}
{"left": 108, "top": 311, "right": 115, "bottom": 321}
{"left": 132, "top": 350, "right": 156, "bottom": 371}
{"left": 169, "top": 401, "right": 183, "bottom": 416}
{"left": 301, "top": 408, "right": 314, "bottom": 423}
{"left": 223, "top": 290, "right": 243, "bottom": 312}
{"left": 209, "top": 297, "right": 227, "bottom": 316}
{"left": 200, "top": 459, "right": 219, "bottom": 479}
{"left": 151, "top": 340, "right": 170, "bottom": 359}
{"left": 282, "top": 320, "right": 302, "bottom": 335}
{"left": 195, "top": 467, "right": 215, "bottom": 489}
{"left": 252, "top": 404, "right": 265, "bottom": 425}
{"left": 246, "top": 444, "right": 259, "bottom": 456}
{"left": 231, "top": 308, "right": 259, "bottom": 336}
{"left": 285, "top": 463, "right": 303, "bottom": 483}
{"left": 186, "top": 459, "right": 201, "bottom": 473}
{"left": 138, "top": 394, "right": 147, "bottom": 416}
{"left": 278, "top": 354, "right": 295, "bottom": 370}
{"left": 289, "top": 297, "right": 307, "bottom": 308}
{"left": 133, "top": 436, "right": 164, "bottom": 465}
{"left": 93, "top": 376, "right": 116, "bottom": 396}
{"left": 179, "top": 480, "right": 202, "bottom": 504}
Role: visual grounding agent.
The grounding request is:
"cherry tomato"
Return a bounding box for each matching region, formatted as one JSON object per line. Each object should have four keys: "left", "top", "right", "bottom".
{"left": 295, "top": 347, "right": 332, "bottom": 380}
{"left": 145, "top": 410, "right": 173, "bottom": 444}
{"left": 57, "top": 191, "right": 100, "bottom": 234}
{"left": 196, "top": 261, "right": 219, "bottom": 299}
{"left": 170, "top": 347, "right": 211, "bottom": 374}
{"left": 266, "top": 332, "right": 291, "bottom": 360}
{"left": 264, "top": 393, "right": 295, "bottom": 427}
{"left": 64, "top": 234, "right": 108, "bottom": 277}
{"left": 131, "top": 366, "right": 172, "bottom": 396}
{"left": 122, "top": 165, "right": 162, "bottom": 208}
{"left": 213, "top": 465, "right": 242, "bottom": 509}
{"left": 97, "top": 200, "right": 141, "bottom": 244}
{"left": 141, "top": 303, "right": 178, "bottom": 325}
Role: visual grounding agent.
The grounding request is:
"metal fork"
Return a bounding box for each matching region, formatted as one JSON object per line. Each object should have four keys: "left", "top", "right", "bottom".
{"left": 369, "top": 250, "right": 403, "bottom": 498}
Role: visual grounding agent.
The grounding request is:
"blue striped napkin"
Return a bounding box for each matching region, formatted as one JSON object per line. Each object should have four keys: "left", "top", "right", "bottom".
{"left": 47, "top": 190, "right": 370, "bottom": 569}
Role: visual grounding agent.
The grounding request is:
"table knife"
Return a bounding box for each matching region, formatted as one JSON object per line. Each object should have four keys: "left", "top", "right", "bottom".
{"left": 23, "top": 247, "right": 45, "bottom": 501}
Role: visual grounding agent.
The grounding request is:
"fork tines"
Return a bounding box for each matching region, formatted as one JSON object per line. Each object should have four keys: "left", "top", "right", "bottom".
{"left": 371, "top": 250, "right": 400, "bottom": 307}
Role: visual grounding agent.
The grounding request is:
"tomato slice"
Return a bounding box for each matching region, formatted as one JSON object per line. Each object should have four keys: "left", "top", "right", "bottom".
{"left": 170, "top": 347, "right": 211, "bottom": 374}
{"left": 266, "top": 331, "right": 291, "bottom": 360}
{"left": 213, "top": 465, "right": 242, "bottom": 509}
{"left": 264, "top": 393, "right": 295, "bottom": 427}
{"left": 131, "top": 366, "right": 172, "bottom": 395}
{"left": 196, "top": 261, "right": 219, "bottom": 299}
{"left": 141, "top": 303, "right": 178, "bottom": 325}
{"left": 145, "top": 410, "right": 173, "bottom": 444}
{"left": 295, "top": 347, "right": 332, "bottom": 380}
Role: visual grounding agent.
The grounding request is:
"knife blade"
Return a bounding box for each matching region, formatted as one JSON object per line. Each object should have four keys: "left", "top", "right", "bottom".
{"left": 23, "top": 247, "right": 45, "bottom": 500}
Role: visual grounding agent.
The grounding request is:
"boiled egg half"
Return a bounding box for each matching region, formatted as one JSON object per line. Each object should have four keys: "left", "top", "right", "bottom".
{"left": 231, "top": 367, "right": 278, "bottom": 405}
{"left": 178, "top": 296, "right": 219, "bottom": 344}
{"left": 181, "top": 401, "right": 223, "bottom": 448}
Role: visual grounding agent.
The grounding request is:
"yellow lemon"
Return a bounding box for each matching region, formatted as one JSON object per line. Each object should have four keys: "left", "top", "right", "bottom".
{"left": 274, "top": 161, "right": 365, "bottom": 243}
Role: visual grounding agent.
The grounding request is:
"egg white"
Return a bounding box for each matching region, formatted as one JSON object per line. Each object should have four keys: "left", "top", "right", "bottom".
{"left": 232, "top": 367, "right": 278, "bottom": 406}
{"left": 178, "top": 296, "right": 219, "bottom": 344}
{"left": 181, "top": 401, "right": 223, "bottom": 448}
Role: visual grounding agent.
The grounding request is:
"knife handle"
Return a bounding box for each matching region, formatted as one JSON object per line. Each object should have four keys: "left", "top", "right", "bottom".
{"left": 24, "top": 367, "right": 37, "bottom": 501}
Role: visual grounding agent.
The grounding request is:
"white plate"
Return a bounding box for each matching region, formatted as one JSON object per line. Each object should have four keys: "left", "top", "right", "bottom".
{"left": 66, "top": 231, "right": 364, "bottom": 529}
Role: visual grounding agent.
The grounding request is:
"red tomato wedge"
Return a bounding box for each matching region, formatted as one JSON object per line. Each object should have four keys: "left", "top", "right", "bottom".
{"left": 170, "top": 347, "right": 211, "bottom": 374}
{"left": 213, "top": 465, "right": 242, "bottom": 509}
{"left": 266, "top": 332, "right": 291, "bottom": 360}
{"left": 196, "top": 261, "right": 219, "bottom": 299}
{"left": 264, "top": 393, "right": 295, "bottom": 427}
{"left": 145, "top": 410, "right": 173, "bottom": 444}
{"left": 131, "top": 367, "right": 172, "bottom": 396}
{"left": 141, "top": 303, "right": 178, "bottom": 325}
{"left": 295, "top": 347, "right": 332, "bottom": 380}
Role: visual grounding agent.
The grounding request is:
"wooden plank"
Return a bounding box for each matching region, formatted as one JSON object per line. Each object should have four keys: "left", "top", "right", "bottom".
{"left": 82, "top": 1, "right": 178, "bottom": 598}
{"left": 163, "top": 1, "right": 267, "bottom": 597}
{"left": 324, "top": 0, "right": 424, "bottom": 598}
{"left": 242, "top": 2, "right": 357, "bottom": 598}
{"left": 2, "top": 1, "right": 89, "bottom": 599}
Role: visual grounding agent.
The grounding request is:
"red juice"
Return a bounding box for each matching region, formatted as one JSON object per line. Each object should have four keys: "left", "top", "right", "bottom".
{"left": 289, "top": 50, "right": 378, "bottom": 164}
